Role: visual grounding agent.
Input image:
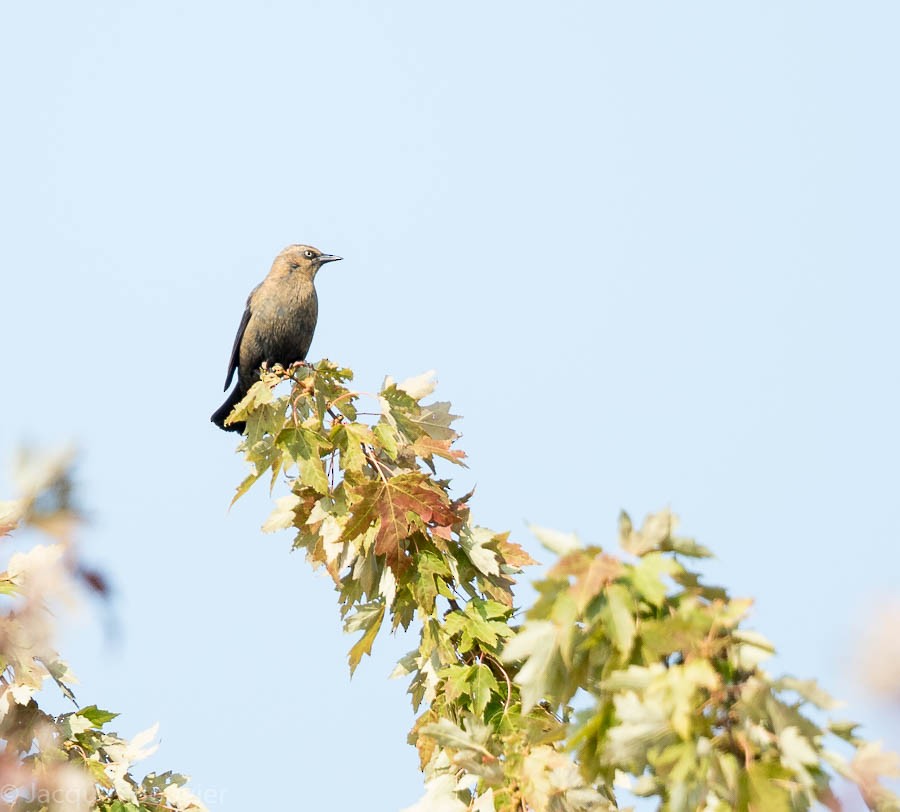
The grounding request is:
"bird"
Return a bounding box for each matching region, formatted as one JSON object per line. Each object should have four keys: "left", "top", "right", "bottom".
{"left": 211, "top": 244, "right": 342, "bottom": 433}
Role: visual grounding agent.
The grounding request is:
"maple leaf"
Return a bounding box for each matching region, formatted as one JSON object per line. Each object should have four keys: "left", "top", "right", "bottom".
{"left": 345, "top": 601, "right": 385, "bottom": 675}
{"left": 380, "top": 386, "right": 460, "bottom": 446}
{"left": 332, "top": 423, "right": 374, "bottom": 473}
{"left": 342, "top": 473, "right": 456, "bottom": 573}
{"left": 494, "top": 534, "right": 537, "bottom": 570}
{"left": 431, "top": 524, "right": 453, "bottom": 543}
{"left": 550, "top": 550, "right": 623, "bottom": 613}
{"left": 280, "top": 425, "right": 331, "bottom": 494}
{"left": 414, "top": 401, "right": 460, "bottom": 442}
{"left": 460, "top": 527, "right": 502, "bottom": 577}
{"left": 411, "top": 435, "right": 467, "bottom": 467}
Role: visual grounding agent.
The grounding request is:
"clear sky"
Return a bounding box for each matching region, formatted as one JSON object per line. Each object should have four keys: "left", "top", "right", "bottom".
{"left": 2, "top": 2, "right": 899, "bottom": 808}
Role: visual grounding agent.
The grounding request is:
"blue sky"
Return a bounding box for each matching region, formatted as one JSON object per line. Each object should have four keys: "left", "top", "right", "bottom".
{"left": 2, "top": 2, "right": 899, "bottom": 808}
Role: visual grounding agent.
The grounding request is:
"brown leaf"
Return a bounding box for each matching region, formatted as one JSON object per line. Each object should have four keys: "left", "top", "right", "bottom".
{"left": 571, "top": 554, "right": 623, "bottom": 613}
{"left": 411, "top": 435, "right": 468, "bottom": 466}
{"left": 343, "top": 473, "right": 456, "bottom": 572}
{"left": 450, "top": 487, "right": 476, "bottom": 511}
{"left": 409, "top": 710, "right": 439, "bottom": 771}
{"left": 495, "top": 534, "right": 538, "bottom": 570}
{"left": 480, "top": 573, "right": 516, "bottom": 607}
{"left": 431, "top": 524, "right": 453, "bottom": 542}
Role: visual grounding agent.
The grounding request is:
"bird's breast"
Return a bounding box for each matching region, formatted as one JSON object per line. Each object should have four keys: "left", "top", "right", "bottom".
{"left": 238, "top": 285, "right": 319, "bottom": 385}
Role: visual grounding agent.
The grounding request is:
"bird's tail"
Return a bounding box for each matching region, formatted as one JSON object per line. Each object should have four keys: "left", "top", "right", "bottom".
{"left": 211, "top": 387, "right": 246, "bottom": 433}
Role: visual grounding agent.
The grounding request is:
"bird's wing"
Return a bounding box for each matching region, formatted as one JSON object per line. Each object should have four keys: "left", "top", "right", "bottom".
{"left": 223, "top": 287, "right": 257, "bottom": 391}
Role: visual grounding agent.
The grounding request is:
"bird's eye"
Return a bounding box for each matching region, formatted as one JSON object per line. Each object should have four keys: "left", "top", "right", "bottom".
{"left": 304, "top": 250, "right": 315, "bottom": 259}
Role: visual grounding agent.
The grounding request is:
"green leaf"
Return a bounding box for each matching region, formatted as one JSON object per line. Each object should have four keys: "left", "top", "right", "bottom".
{"left": 670, "top": 568, "right": 728, "bottom": 601}
{"left": 373, "top": 422, "right": 399, "bottom": 460}
{"left": 619, "top": 509, "right": 678, "bottom": 556}
{"left": 828, "top": 719, "right": 862, "bottom": 743}
{"left": 440, "top": 664, "right": 475, "bottom": 702}
{"left": 601, "top": 583, "right": 635, "bottom": 656}
{"left": 379, "top": 385, "right": 424, "bottom": 442}
{"left": 661, "top": 536, "right": 713, "bottom": 558}
{"left": 420, "top": 718, "right": 493, "bottom": 758}
{"left": 444, "top": 601, "right": 512, "bottom": 654}
{"left": 43, "top": 656, "right": 76, "bottom": 702}
{"left": 312, "top": 361, "right": 356, "bottom": 421}
{"left": 502, "top": 620, "right": 557, "bottom": 712}
{"left": 228, "top": 379, "right": 274, "bottom": 422}
{"left": 416, "top": 550, "right": 452, "bottom": 578}
{"left": 629, "top": 552, "right": 679, "bottom": 607}
{"left": 471, "top": 664, "right": 500, "bottom": 717}
{"left": 345, "top": 601, "right": 385, "bottom": 675}
{"left": 746, "top": 763, "right": 792, "bottom": 811}
{"left": 413, "top": 401, "right": 460, "bottom": 442}
{"left": 281, "top": 426, "right": 331, "bottom": 494}
{"left": 231, "top": 471, "right": 263, "bottom": 506}
{"left": 333, "top": 423, "right": 374, "bottom": 473}
{"left": 0, "top": 578, "right": 19, "bottom": 596}
{"left": 78, "top": 704, "right": 118, "bottom": 726}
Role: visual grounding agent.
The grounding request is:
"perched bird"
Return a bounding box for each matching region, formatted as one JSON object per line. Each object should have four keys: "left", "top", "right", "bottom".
{"left": 211, "top": 244, "right": 342, "bottom": 433}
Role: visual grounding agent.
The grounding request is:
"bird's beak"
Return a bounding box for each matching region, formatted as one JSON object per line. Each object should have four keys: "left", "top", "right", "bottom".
{"left": 317, "top": 254, "right": 342, "bottom": 265}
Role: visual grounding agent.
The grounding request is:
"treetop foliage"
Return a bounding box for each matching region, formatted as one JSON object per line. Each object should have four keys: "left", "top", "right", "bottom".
{"left": 2, "top": 361, "right": 897, "bottom": 810}
{"left": 228, "top": 360, "right": 900, "bottom": 812}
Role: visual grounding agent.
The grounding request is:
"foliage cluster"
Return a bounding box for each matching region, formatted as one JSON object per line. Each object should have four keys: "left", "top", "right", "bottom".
{"left": 3, "top": 361, "right": 898, "bottom": 811}
{"left": 229, "top": 361, "right": 900, "bottom": 812}
{"left": 0, "top": 451, "right": 206, "bottom": 811}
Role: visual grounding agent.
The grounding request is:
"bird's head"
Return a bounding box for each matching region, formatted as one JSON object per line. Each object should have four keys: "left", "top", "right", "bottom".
{"left": 276, "top": 244, "right": 342, "bottom": 279}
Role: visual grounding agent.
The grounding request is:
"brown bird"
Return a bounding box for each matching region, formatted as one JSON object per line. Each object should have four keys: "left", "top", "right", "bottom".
{"left": 211, "top": 244, "right": 342, "bottom": 433}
